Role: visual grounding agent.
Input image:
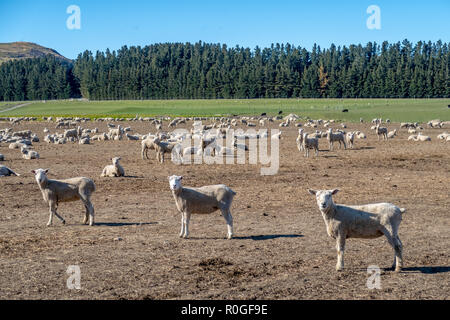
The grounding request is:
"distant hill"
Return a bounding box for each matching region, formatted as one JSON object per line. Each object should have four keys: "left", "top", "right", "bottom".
{"left": 0, "top": 42, "right": 72, "bottom": 64}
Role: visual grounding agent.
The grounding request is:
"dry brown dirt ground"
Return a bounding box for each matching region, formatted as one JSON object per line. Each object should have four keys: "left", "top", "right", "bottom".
{"left": 0, "top": 120, "right": 449, "bottom": 300}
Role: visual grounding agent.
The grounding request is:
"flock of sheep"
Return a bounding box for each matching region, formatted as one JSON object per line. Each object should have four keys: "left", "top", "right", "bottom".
{"left": 0, "top": 114, "right": 448, "bottom": 272}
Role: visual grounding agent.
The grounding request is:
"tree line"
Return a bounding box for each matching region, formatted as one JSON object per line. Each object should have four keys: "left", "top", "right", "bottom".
{"left": 0, "top": 40, "right": 448, "bottom": 101}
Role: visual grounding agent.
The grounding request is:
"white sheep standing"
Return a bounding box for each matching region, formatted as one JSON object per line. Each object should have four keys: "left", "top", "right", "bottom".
{"left": 308, "top": 189, "right": 406, "bottom": 272}
{"left": 31, "top": 168, "right": 96, "bottom": 226}
{"left": 302, "top": 133, "right": 319, "bottom": 158}
{"left": 101, "top": 157, "right": 125, "bottom": 177}
{"left": 345, "top": 132, "right": 355, "bottom": 149}
{"left": 296, "top": 129, "right": 304, "bottom": 151}
{"left": 327, "top": 128, "right": 346, "bottom": 150}
{"left": 168, "top": 175, "right": 236, "bottom": 239}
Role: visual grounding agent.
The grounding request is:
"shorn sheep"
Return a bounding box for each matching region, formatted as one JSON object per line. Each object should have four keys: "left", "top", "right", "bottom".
{"left": 101, "top": 157, "right": 125, "bottom": 177}
{"left": 308, "top": 189, "right": 406, "bottom": 272}
{"left": 0, "top": 165, "right": 20, "bottom": 176}
{"left": 168, "top": 175, "right": 236, "bottom": 239}
{"left": 31, "top": 168, "right": 96, "bottom": 226}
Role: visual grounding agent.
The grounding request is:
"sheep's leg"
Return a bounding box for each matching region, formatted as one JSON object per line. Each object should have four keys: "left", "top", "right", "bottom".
{"left": 80, "top": 196, "right": 95, "bottom": 226}
{"left": 381, "top": 227, "right": 402, "bottom": 271}
{"left": 183, "top": 212, "right": 191, "bottom": 239}
{"left": 336, "top": 236, "right": 345, "bottom": 271}
{"left": 393, "top": 236, "right": 403, "bottom": 272}
{"left": 179, "top": 213, "right": 185, "bottom": 238}
{"left": 48, "top": 201, "right": 65, "bottom": 226}
{"left": 221, "top": 209, "right": 233, "bottom": 239}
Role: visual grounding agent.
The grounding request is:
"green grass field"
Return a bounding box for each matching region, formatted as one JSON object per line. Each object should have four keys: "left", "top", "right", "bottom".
{"left": 1, "top": 98, "right": 449, "bottom": 122}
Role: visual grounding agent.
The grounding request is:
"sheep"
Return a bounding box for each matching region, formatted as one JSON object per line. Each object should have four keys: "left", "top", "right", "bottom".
{"left": 308, "top": 189, "right": 406, "bottom": 272}
{"left": 0, "top": 153, "right": 4, "bottom": 161}
{"left": 437, "top": 132, "right": 450, "bottom": 140}
{"left": 375, "top": 124, "right": 388, "bottom": 141}
{"left": 31, "top": 168, "right": 96, "bottom": 226}
{"left": 153, "top": 138, "right": 179, "bottom": 163}
{"left": 345, "top": 132, "right": 355, "bottom": 149}
{"left": 356, "top": 131, "right": 366, "bottom": 139}
{"left": 101, "top": 157, "right": 125, "bottom": 177}
{"left": 387, "top": 129, "right": 397, "bottom": 139}
{"left": 302, "top": 133, "right": 319, "bottom": 158}
{"left": 126, "top": 133, "right": 140, "bottom": 141}
{"left": 141, "top": 136, "right": 157, "bottom": 160}
{"left": 78, "top": 136, "right": 90, "bottom": 144}
{"left": 64, "top": 129, "right": 78, "bottom": 141}
{"left": 0, "top": 165, "right": 20, "bottom": 176}
{"left": 326, "top": 128, "right": 346, "bottom": 150}
{"left": 411, "top": 132, "right": 431, "bottom": 142}
{"left": 168, "top": 175, "right": 236, "bottom": 239}
{"left": 21, "top": 146, "right": 40, "bottom": 159}
{"left": 296, "top": 129, "right": 304, "bottom": 151}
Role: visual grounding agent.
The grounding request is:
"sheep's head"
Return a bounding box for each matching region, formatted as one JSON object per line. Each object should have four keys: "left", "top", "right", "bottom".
{"left": 308, "top": 189, "right": 339, "bottom": 212}
{"left": 31, "top": 168, "right": 49, "bottom": 184}
{"left": 112, "top": 157, "right": 121, "bottom": 164}
{"left": 168, "top": 175, "right": 183, "bottom": 191}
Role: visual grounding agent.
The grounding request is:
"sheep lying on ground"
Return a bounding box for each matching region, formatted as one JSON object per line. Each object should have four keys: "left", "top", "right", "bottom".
{"left": 101, "top": 157, "right": 125, "bottom": 177}
{"left": 0, "top": 165, "right": 20, "bottom": 176}
{"left": 411, "top": 132, "right": 431, "bottom": 141}
{"left": 387, "top": 129, "right": 397, "bottom": 139}
{"left": 21, "top": 146, "right": 40, "bottom": 159}
{"left": 168, "top": 175, "right": 236, "bottom": 239}
{"left": 308, "top": 189, "right": 406, "bottom": 272}
{"left": 31, "top": 168, "right": 96, "bottom": 226}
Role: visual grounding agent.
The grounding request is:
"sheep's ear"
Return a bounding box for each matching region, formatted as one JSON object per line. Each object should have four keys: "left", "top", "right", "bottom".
{"left": 179, "top": 176, "right": 183, "bottom": 180}
{"left": 31, "top": 170, "right": 36, "bottom": 174}
{"left": 331, "top": 189, "right": 339, "bottom": 195}
{"left": 308, "top": 189, "right": 317, "bottom": 195}
{"left": 44, "top": 169, "right": 49, "bottom": 173}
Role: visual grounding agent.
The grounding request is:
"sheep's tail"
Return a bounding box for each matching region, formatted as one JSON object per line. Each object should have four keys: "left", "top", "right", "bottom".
{"left": 399, "top": 208, "right": 406, "bottom": 214}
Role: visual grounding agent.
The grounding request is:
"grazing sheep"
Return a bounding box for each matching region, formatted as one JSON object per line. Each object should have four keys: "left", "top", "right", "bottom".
{"left": 31, "top": 168, "right": 96, "bottom": 226}
{"left": 308, "top": 189, "right": 406, "bottom": 272}
{"left": 327, "top": 128, "right": 346, "bottom": 150}
{"left": 101, "top": 157, "right": 125, "bottom": 177}
{"left": 375, "top": 124, "right": 388, "bottom": 141}
{"left": 168, "top": 175, "right": 235, "bottom": 239}
{"left": 302, "top": 133, "right": 319, "bottom": 158}
{"left": 0, "top": 165, "right": 20, "bottom": 176}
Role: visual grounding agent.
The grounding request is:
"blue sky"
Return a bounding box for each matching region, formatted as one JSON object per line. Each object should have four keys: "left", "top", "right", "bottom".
{"left": 1, "top": 0, "right": 449, "bottom": 59}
